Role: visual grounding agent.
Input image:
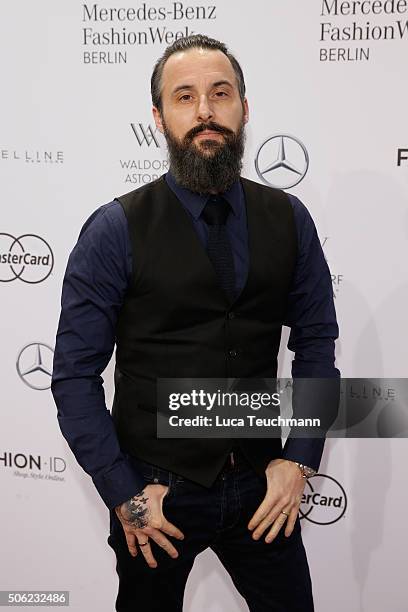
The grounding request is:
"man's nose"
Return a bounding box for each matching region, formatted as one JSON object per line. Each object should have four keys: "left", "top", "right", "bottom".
{"left": 197, "top": 95, "right": 213, "bottom": 122}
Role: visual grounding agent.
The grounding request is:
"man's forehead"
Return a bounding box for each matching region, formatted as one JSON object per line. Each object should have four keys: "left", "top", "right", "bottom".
{"left": 161, "top": 48, "right": 236, "bottom": 91}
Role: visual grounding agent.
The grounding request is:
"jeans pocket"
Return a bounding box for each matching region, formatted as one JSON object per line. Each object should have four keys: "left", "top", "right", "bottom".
{"left": 129, "top": 456, "right": 155, "bottom": 482}
{"left": 128, "top": 456, "right": 183, "bottom": 501}
{"left": 153, "top": 466, "right": 177, "bottom": 500}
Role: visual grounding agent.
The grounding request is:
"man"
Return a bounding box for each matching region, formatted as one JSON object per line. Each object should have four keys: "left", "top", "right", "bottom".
{"left": 52, "top": 34, "right": 339, "bottom": 611}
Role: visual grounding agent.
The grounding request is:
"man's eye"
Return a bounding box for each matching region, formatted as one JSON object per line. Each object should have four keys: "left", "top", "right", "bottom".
{"left": 179, "top": 94, "right": 192, "bottom": 101}
{"left": 215, "top": 91, "right": 228, "bottom": 97}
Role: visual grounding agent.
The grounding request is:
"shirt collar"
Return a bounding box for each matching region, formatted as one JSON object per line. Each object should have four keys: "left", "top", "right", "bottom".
{"left": 165, "top": 170, "right": 243, "bottom": 221}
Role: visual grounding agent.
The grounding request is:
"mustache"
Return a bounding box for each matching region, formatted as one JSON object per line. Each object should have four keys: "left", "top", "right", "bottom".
{"left": 184, "top": 122, "right": 235, "bottom": 143}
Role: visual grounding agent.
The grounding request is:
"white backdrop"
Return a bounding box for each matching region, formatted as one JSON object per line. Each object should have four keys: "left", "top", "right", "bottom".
{"left": 1, "top": 1, "right": 407, "bottom": 610}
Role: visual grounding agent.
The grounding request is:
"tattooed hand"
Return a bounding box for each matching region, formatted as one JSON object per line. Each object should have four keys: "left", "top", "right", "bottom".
{"left": 114, "top": 483, "right": 184, "bottom": 568}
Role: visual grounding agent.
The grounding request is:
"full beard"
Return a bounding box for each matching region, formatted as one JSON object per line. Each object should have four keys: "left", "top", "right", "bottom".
{"left": 163, "top": 118, "right": 246, "bottom": 194}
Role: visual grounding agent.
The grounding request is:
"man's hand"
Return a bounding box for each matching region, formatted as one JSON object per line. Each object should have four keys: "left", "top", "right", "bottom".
{"left": 115, "top": 483, "right": 184, "bottom": 568}
{"left": 247, "top": 459, "right": 306, "bottom": 543}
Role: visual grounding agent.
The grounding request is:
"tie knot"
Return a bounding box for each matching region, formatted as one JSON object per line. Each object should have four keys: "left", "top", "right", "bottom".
{"left": 201, "top": 195, "right": 231, "bottom": 226}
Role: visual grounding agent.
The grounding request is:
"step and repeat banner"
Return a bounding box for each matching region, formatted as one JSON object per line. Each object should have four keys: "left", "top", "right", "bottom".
{"left": 1, "top": 1, "right": 407, "bottom": 610}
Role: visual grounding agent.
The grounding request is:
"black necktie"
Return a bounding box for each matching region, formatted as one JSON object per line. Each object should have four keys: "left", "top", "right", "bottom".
{"left": 201, "top": 195, "right": 236, "bottom": 299}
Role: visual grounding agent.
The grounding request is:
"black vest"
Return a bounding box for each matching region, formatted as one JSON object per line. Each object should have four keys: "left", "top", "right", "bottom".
{"left": 112, "top": 175, "right": 297, "bottom": 486}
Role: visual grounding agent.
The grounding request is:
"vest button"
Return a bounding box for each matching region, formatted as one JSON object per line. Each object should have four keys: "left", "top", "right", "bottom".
{"left": 228, "top": 349, "right": 238, "bottom": 358}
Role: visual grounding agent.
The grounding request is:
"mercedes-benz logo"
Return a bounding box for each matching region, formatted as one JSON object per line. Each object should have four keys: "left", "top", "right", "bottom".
{"left": 16, "top": 343, "right": 54, "bottom": 390}
{"left": 255, "top": 134, "right": 309, "bottom": 189}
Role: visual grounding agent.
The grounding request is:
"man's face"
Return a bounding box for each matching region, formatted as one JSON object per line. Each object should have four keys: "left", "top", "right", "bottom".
{"left": 153, "top": 47, "right": 249, "bottom": 153}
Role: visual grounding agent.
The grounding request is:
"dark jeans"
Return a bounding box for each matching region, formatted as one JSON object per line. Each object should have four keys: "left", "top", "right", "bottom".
{"left": 107, "top": 449, "right": 314, "bottom": 612}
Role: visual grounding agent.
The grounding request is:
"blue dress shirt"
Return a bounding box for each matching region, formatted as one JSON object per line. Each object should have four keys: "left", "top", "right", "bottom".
{"left": 51, "top": 172, "right": 340, "bottom": 509}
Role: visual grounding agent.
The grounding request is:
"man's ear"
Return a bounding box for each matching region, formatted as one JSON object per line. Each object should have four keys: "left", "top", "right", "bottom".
{"left": 243, "top": 98, "right": 249, "bottom": 124}
{"left": 152, "top": 106, "right": 164, "bottom": 133}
